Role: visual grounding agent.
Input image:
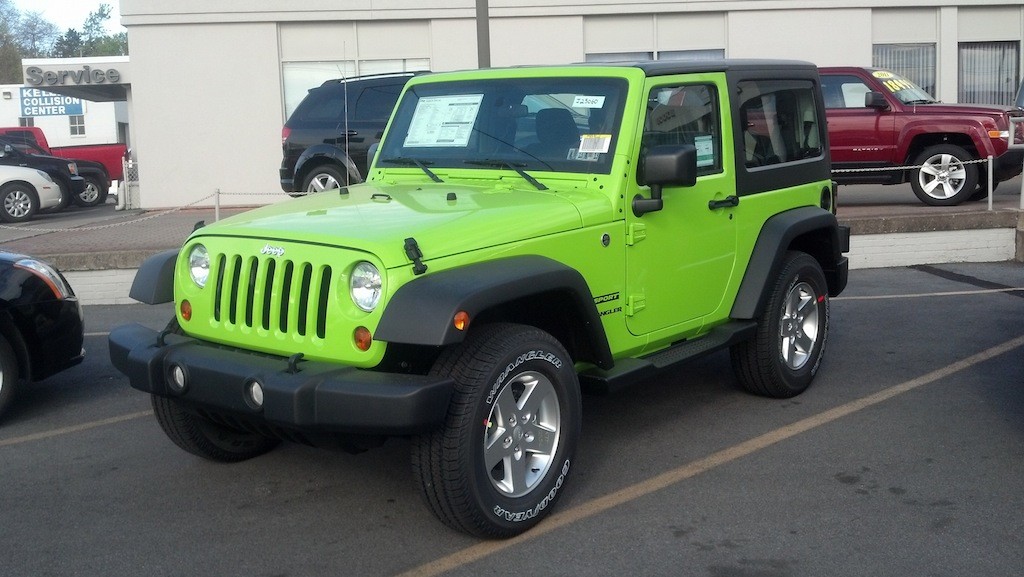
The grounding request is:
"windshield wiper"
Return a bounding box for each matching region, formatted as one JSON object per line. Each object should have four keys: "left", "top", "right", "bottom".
{"left": 379, "top": 156, "right": 443, "bottom": 183}
{"left": 464, "top": 159, "right": 547, "bottom": 191}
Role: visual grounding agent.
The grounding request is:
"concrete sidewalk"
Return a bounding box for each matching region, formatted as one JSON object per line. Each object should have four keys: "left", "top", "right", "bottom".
{"left": 1, "top": 180, "right": 1021, "bottom": 305}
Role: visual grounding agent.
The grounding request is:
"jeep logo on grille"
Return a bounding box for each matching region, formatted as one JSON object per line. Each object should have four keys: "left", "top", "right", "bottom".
{"left": 260, "top": 244, "right": 285, "bottom": 257}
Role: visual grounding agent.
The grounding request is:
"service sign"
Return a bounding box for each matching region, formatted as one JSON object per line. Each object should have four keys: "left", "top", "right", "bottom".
{"left": 20, "top": 88, "right": 83, "bottom": 117}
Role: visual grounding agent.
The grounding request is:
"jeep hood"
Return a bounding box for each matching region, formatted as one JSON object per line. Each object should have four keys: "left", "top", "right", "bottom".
{"left": 191, "top": 182, "right": 602, "bottom": 268}
{"left": 908, "top": 102, "right": 1018, "bottom": 117}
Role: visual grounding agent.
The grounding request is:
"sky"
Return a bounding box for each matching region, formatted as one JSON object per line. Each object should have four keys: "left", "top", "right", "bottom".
{"left": 13, "top": 0, "right": 124, "bottom": 35}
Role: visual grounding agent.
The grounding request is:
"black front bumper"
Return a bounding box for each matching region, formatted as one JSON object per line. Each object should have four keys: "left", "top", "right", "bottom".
{"left": 109, "top": 324, "right": 454, "bottom": 436}
{"left": 993, "top": 148, "right": 1024, "bottom": 181}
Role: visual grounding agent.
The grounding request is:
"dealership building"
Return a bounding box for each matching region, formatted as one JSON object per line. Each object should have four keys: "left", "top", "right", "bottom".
{"left": 21, "top": 1, "right": 1024, "bottom": 209}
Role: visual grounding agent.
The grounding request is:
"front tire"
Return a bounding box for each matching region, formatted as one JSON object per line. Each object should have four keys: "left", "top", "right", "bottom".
{"left": 151, "top": 395, "right": 279, "bottom": 462}
{"left": 0, "top": 183, "right": 39, "bottom": 223}
{"left": 412, "top": 323, "right": 581, "bottom": 538}
{"left": 910, "top": 144, "right": 978, "bottom": 206}
{"left": 731, "top": 252, "right": 830, "bottom": 398}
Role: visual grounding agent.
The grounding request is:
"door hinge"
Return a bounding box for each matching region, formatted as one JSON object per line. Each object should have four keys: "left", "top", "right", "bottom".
{"left": 625, "top": 293, "right": 646, "bottom": 316}
{"left": 626, "top": 223, "right": 647, "bottom": 246}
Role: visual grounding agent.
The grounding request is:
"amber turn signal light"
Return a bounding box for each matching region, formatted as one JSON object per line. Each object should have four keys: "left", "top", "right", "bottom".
{"left": 354, "top": 326, "right": 373, "bottom": 351}
{"left": 180, "top": 300, "right": 192, "bottom": 321}
{"left": 453, "top": 311, "right": 470, "bottom": 331}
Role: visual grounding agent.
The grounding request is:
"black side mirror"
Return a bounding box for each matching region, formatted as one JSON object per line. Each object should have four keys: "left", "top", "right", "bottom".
{"left": 864, "top": 91, "right": 889, "bottom": 109}
{"left": 634, "top": 144, "right": 697, "bottom": 217}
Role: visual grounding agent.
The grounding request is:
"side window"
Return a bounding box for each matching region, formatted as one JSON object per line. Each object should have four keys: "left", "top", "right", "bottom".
{"left": 737, "top": 80, "right": 822, "bottom": 168}
{"left": 642, "top": 84, "right": 721, "bottom": 179}
{"left": 821, "top": 75, "right": 872, "bottom": 109}
{"left": 353, "top": 82, "right": 405, "bottom": 122}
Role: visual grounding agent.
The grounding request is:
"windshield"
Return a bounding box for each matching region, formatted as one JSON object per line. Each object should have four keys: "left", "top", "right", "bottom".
{"left": 378, "top": 76, "right": 627, "bottom": 175}
{"left": 871, "top": 70, "right": 936, "bottom": 104}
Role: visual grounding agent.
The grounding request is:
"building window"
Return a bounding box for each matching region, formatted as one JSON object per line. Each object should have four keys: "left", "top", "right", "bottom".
{"left": 958, "top": 41, "right": 1020, "bottom": 105}
{"left": 873, "top": 43, "right": 936, "bottom": 97}
{"left": 18, "top": 117, "right": 33, "bottom": 127}
{"left": 586, "top": 49, "right": 724, "bottom": 63}
{"left": 69, "top": 114, "right": 85, "bottom": 136}
{"left": 658, "top": 49, "right": 725, "bottom": 61}
{"left": 281, "top": 59, "right": 429, "bottom": 118}
{"left": 586, "top": 52, "right": 653, "bottom": 62}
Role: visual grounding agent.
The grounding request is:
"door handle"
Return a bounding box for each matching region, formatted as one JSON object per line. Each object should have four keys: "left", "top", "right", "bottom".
{"left": 708, "top": 195, "right": 739, "bottom": 210}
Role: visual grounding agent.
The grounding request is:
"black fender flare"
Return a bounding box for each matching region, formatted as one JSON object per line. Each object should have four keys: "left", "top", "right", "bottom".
{"left": 295, "top": 144, "right": 362, "bottom": 185}
{"left": 375, "top": 255, "right": 614, "bottom": 369}
{"left": 731, "top": 206, "right": 848, "bottom": 320}
{"left": 129, "top": 249, "right": 178, "bottom": 304}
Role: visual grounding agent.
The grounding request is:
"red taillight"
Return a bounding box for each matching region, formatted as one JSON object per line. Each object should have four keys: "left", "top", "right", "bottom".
{"left": 281, "top": 126, "right": 291, "bottom": 145}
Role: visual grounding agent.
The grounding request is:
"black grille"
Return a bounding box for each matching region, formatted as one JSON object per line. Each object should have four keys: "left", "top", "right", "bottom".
{"left": 212, "top": 253, "right": 333, "bottom": 339}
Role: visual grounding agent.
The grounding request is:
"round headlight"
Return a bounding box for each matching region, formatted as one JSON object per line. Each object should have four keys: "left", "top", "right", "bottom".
{"left": 350, "top": 261, "right": 382, "bottom": 312}
{"left": 188, "top": 244, "right": 210, "bottom": 288}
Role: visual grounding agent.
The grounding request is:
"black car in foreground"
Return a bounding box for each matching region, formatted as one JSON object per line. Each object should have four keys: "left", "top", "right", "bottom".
{"left": 0, "top": 251, "right": 84, "bottom": 421}
{"left": 280, "top": 72, "right": 420, "bottom": 195}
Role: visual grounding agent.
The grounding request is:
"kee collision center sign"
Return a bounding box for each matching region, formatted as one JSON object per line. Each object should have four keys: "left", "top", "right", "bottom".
{"left": 20, "top": 88, "right": 83, "bottom": 117}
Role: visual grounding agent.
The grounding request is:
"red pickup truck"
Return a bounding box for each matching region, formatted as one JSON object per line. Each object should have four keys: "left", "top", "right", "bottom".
{"left": 819, "top": 67, "right": 1024, "bottom": 205}
{"left": 0, "top": 126, "right": 127, "bottom": 207}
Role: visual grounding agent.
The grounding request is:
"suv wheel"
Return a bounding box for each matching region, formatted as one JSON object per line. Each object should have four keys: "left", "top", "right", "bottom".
{"left": 73, "top": 176, "right": 108, "bottom": 207}
{"left": 910, "top": 144, "right": 978, "bottom": 206}
{"left": 731, "top": 252, "right": 829, "bottom": 398}
{"left": 302, "top": 166, "right": 348, "bottom": 194}
{"left": 412, "top": 323, "right": 581, "bottom": 538}
{"left": 0, "top": 183, "right": 39, "bottom": 223}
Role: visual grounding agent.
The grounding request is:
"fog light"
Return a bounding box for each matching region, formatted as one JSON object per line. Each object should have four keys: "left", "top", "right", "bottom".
{"left": 168, "top": 364, "right": 187, "bottom": 393}
{"left": 246, "top": 380, "right": 265, "bottom": 409}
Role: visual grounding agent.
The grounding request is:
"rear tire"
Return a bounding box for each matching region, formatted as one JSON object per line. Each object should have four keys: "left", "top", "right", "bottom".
{"left": 731, "top": 252, "right": 830, "bottom": 398}
{"left": 0, "top": 183, "right": 39, "bottom": 223}
{"left": 910, "top": 144, "right": 978, "bottom": 206}
{"left": 301, "top": 165, "right": 348, "bottom": 194}
{"left": 412, "top": 323, "right": 581, "bottom": 538}
{"left": 73, "top": 176, "right": 108, "bottom": 207}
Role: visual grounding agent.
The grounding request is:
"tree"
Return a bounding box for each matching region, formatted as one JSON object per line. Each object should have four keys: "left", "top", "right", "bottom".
{"left": 0, "top": 0, "right": 23, "bottom": 83}
{"left": 51, "top": 29, "right": 85, "bottom": 59}
{"left": 17, "top": 12, "right": 60, "bottom": 57}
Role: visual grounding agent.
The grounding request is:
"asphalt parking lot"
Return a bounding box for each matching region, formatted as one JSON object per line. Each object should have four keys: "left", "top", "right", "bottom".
{"left": 1, "top": 260, "right": 1021, "bottom": 577}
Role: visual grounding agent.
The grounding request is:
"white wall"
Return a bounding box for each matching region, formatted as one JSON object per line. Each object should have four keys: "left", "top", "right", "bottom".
{"left": 128, "top": 23, "right": 285, "bottom": 208}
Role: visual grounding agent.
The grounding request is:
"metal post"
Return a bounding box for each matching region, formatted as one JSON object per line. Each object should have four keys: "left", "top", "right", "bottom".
{"left": 476, "top": 0, "right": 490, "bottom": 69}
{"left": 987, "top": 156, "right": 993, "bottom": 211}
{"left": 215, "top": 188, "right": 221, "bottom": 222}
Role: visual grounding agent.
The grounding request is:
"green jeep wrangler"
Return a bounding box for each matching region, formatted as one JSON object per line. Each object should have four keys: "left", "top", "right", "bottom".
{"left": 110, "top": 60, "right": 849, "bottom": 538}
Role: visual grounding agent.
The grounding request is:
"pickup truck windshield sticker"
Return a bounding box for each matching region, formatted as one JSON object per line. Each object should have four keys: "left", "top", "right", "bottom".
{"left": 404, "top": 94, "right": 484, "bottom": 148}
{"left": 572, "top": 95, "right": 606, "bottom": 109}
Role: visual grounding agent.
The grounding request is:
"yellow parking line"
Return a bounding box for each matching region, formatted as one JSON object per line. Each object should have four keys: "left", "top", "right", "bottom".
{"left": 394, "top": 333, "right": 1024, "bottom": 577}
{"left": 0, "top": 410, "right": 151, "bottom": 448}
{"left": 835, "top": 287, "right": 1023, "bottom": 301}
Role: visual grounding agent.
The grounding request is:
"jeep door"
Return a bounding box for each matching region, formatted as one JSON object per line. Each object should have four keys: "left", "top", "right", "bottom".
{"left": 820, "top": 72, "right": 897, "bottom": 167}
{"left": 624, "top": 79, "right": 737, "bottom": 337}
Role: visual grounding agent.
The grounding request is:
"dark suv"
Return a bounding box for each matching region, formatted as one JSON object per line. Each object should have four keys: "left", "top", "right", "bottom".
{"left": 0, "top": 137, "right": 85, "bottom": 211}
{"left": 279, "top": 72, "right": 419, "bottom": 195}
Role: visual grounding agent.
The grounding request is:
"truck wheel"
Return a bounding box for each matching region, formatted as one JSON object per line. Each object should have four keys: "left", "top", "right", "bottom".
{"left": 411, "top": 323, "right": 581, "bottom": 538}
{"left": 910, "top": 145, "right": 978, "bottom": 206}
{"left": 302, "top": 165, "right": 347, "bottom": 194}
{"left": 730, "top": 252, "right": 829, "bottom": 399}
{"left": 0, "top": 183, "right": 39, "bottom": 223}
{"left": 73, "top": 176, "right": 108, "bottom": 207}
{"left": 151, "top": 394, "right": 279, "bottom": 462}
{"left": 0, "top": 335, "right": 21, "bottom": 421}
